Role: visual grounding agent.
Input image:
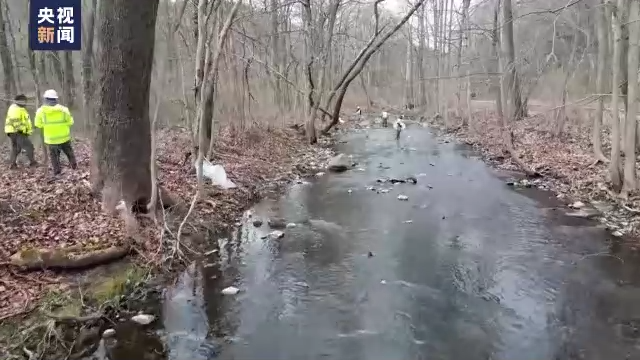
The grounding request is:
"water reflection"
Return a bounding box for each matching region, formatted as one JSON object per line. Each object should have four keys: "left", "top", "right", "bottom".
{"left": 107, "top": 323, "right": 167, "bottom": 359}
{"left": 162, "top": 263, "right": 209, "bottom": 359}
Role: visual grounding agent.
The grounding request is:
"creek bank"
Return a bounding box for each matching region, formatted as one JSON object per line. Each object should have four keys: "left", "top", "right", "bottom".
{"left": 0, "top": 126, "right": 337, "bottom": 359}
{"left": 427, "top": 114, "right": 640, "bottom": 243}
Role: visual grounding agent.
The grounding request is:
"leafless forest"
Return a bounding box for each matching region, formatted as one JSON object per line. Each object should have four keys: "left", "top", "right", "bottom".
{"left": 0, "top": 0, "right": 632, "bottom": 198}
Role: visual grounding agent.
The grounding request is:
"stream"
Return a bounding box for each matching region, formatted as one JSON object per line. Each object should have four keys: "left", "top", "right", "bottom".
{"left": 91, "top": 125, "right": 640, "bottom": 360}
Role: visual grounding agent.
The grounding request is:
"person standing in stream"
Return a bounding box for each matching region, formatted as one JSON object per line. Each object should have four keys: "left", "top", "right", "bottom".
{"left": 394, "top": 114, "right": 406, "bottom": 141}
{"left": 34, "top": 89, "right": 77, "bottom": 177}
{"left": 5, "top": 94, "right": 37, "bottom": 168}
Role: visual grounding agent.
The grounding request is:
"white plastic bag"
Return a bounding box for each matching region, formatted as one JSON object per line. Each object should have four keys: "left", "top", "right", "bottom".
{"left": 196, "top": 159, "right": 237, "bottom": 189}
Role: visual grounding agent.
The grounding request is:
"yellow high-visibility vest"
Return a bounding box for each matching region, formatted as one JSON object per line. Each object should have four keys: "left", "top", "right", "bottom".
{"left": 34, "top": 104, "right": 74, "bottom": 145}
{"left": 4, "top": 104, "right": 33, "bottom": 135}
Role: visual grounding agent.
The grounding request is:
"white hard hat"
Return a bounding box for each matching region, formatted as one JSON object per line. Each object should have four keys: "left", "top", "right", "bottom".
{"left": 43, "top": 89, "right": 58, "bottom": 99}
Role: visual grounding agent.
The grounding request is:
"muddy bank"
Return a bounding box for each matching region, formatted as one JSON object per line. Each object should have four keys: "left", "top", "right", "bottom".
{"left": 0, "top": 126, "right": 336, "bottom": 359}
{"left": 427, "top": 113, "right": 640, "bottom": 245}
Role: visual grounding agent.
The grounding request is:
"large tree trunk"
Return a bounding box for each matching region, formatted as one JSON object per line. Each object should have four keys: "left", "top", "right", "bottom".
{"left": 500, "top": 0, "right": 537, "bottom": 177}
{"left": 622, "top": 0, "right": 639, "bottom": 197}
{"left": 593, "top": 0, "right": 609, "bottom": 163}
{"left": 93, "top": 0, "right": 159, "bottom": 208}
{"left": 0, "top": 0, "right": 16, "bottom": 98}
{"left": 609, "top": 0, "right": 624, "bottom": 192}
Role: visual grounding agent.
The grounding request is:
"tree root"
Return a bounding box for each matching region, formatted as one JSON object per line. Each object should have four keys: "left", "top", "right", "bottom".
{"left": 9, "top": 244, "right": 131, "bottom": 271}
{"left": 503, "top": 130, "right": 541, "bottom": 178}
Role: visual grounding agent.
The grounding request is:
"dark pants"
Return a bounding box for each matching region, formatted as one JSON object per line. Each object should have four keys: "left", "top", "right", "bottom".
{"left": 396, "top": 128, "right": 402, "bottom": 140}
{"left": 8, "top": 132, "right": 35, "bottom": 165}
{"left": 48, "top": 141, "right": 77, "bottom": 175}
{"left": 382, "top": 119, "right": 388, "bottom": 127}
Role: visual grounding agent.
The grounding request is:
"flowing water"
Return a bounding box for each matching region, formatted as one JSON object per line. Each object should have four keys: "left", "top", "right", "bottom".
{"left": 92, "top": 125, "right": 640, "bottom": 360}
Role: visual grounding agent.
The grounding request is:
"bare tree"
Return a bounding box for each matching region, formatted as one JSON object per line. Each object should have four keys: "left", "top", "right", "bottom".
{"left": 501, "top": 0, "right": 522, "bottom": 121}
{"left": 62, "top": 51, "right": 75, "bottom": 108}
{"left": 82, "top": 0, "right": 98, "bottom": 126}
{"left": 0, "top": 0, "right": 16, "bottom": 98}
{"left": 457, "top": 0, "right": 471, "bottom": 124}
{"left": 622, "top": 0, "right": 639, "bottom": 197}
{"left": 610, "top": 0, "right": 624, "bottom": 192}
{"left": 417, "top": 3, "right": 427, "bottom": 106}
{"left": 322, "top": 0, "right": 426, "bottom": 134}
{"left": 593, "top": 0, "right": 609, "bottom": 163}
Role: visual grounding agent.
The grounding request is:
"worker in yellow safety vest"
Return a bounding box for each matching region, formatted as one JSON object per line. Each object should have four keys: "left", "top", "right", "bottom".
{"left": 34, "top": 89, "right": 77, "bottom": 176}
{"left": 4, "top": 94, "right": 37, "bottom": 168}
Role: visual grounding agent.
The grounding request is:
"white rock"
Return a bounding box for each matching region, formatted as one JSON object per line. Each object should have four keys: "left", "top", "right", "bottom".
{"left": 347, "top": 189, "right": 353, "bottom": 193}
{"left": 269, "top": 230, "right": 285, "bottom": 239}
{"left": 612, "top": 231, "right": 624, "bottom": 237}
{"left": 397, "top": 195, "right": 409, "bottom": 201}
{"left": 403, "top": 220, "right": 413, "bottom": 223}
{"left": 379, "top": 189, "right": 390, "bottom": 194}
{"left": 222, "top": 286, "right": 240, "bottom": 295}
{"left": 327, "top": 154, "right": 351, "bottom": 172}
{"left": 131, "top": 314, "right": 155, "bottom": 325}
{"left": 570, "top": 201, "right": 585, "bottom": 209}
{"left": 286, "top": 223, "right": 297, "bottom": 228}
{"left": 315, "top": 172, "right": 325, "bottom": 177}
{"left": 102, "top": 328, "right": 116, "bottom": 338}
{"left": 380, "top": 280, "right": 387, "bottom": 284}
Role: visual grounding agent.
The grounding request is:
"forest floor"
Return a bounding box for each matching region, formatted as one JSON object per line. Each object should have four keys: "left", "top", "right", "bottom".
{"left": 0, "top": 125, "right": 334, "bottom": 324}
{"left": 432, "top": 103, "right": 640, "bottom": 246}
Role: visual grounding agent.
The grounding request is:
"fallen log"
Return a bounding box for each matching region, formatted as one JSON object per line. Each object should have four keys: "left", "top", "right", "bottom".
{"left": 9, "top": 244, "right": 131, "bottom": 271}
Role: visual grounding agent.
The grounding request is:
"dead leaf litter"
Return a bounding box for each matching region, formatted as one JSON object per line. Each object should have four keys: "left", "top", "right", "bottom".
{"left": 0, "top": 126, "right": 333, "bottom": 320}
